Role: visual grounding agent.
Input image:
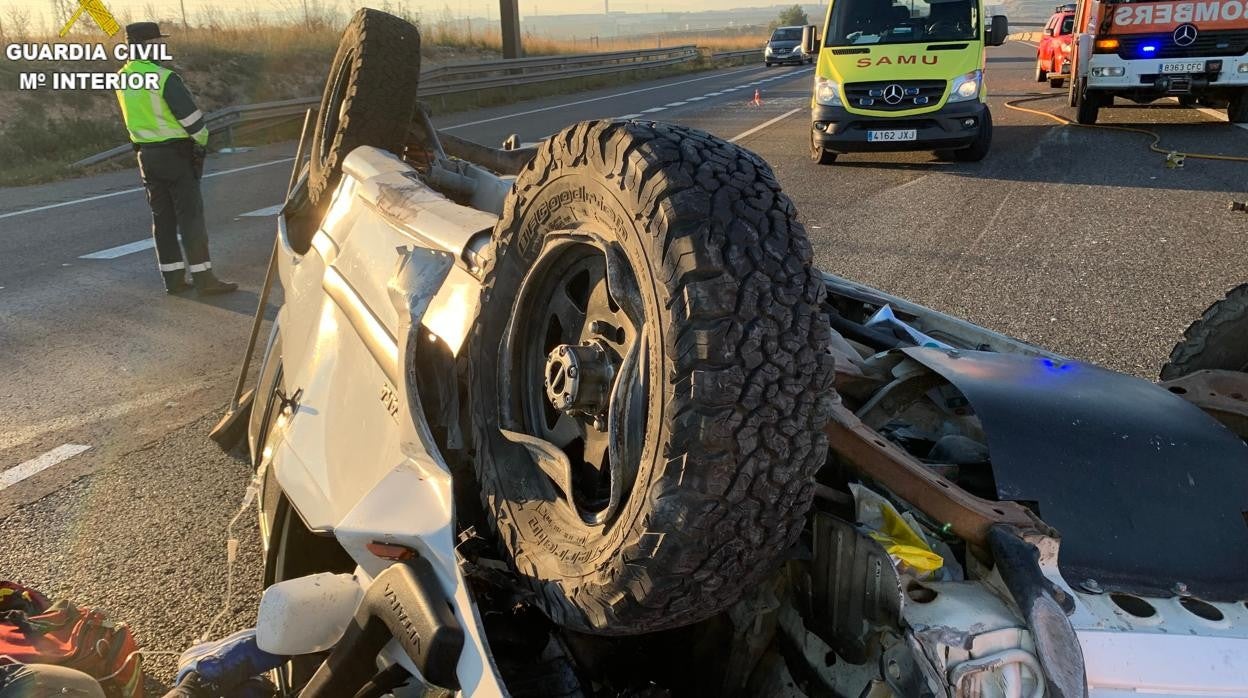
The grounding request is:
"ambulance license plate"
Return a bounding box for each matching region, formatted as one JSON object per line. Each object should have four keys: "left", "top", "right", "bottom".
{"left": 867, "top": 129, "right": 917, "bottom": 142}
{"left": 1161, "top": 61, "right": 1205, "bottom": 74}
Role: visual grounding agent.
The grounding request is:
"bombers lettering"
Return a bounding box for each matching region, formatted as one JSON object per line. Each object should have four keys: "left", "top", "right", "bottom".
{"left": 1113, "top": 0, "right": 1246, "bottom": 25}
{"left": 856, "top": 55, "right": 939, "bottom": 67}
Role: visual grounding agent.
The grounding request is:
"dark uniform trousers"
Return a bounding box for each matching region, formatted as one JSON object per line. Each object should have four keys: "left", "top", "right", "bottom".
{"left": 136, "top": 141, "right": 210, "bottom": 287}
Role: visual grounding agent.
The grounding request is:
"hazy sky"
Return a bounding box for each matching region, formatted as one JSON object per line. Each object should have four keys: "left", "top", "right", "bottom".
{"left": 0, "top": 0, "right": 767, "bottom": 31}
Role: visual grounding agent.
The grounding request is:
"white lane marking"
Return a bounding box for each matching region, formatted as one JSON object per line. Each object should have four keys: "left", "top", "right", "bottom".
{"left": 1, "top": 378, "right": 214, "bottom": 452}
{"left": 705, "top": 92, "right": 723, "bottom": 96}
{"left": 0, "top": 157, "right": 295, "bottom": 222}
{"left": 664, "top": 101, "right": 688, "bottom": 107}
{"left": 729, "top": 107, "right": 803, "bottom": 143}
{"left": 442, "top": 65, "right": 763, "bottom": 130}
{"left": 886, "top": 174, "right": 932, "bottom": 195}
{"left": 617, "top": 113, "right": 643, "bottom": 119}
{"left": 239, "top": 204, "right": 285, "bottom": 217}
{"left": 79, "top": 238, "right": 154, "bottom": 260}
{"left": 0, "top": 444, "right": 90, "bottom": 492}
{"left": 642, "top": 107, "right": 667, "bottom": 114}
{"left": 687, "top": 96, "right": 706, "bottom": 101}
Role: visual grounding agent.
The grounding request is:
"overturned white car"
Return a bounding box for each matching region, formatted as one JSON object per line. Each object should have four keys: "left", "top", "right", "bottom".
{"left": 213, "top": 9, "right": 1248, "bottom": 698}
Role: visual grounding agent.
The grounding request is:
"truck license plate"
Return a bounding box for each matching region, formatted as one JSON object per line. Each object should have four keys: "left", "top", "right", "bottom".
{"left": 1161, "top": 61, "right": 1205, "bottom": 74}
{"left": 867, "top": 129, "right": 917, "bottom": 142}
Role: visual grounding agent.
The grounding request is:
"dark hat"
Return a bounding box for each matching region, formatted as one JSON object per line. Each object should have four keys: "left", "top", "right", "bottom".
{"left": 125, "top": 22, "right": 169, "bottom": 44}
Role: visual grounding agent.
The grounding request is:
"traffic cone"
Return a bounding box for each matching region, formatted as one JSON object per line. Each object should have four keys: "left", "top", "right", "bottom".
{"left": 751, "top": 89, "right": 763, "bottom": 107}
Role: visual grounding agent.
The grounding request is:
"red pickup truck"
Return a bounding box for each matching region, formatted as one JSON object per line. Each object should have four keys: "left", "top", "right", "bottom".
{"left": 1036, "top": 4, "right": 1078, "bottom": 87}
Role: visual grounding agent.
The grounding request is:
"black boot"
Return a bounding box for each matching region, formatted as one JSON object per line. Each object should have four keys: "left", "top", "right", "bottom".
{"left": 163, "top": 270, "right": 192, "bottom": 294}
{"left": 193, "top": 270, "right": 238, "bottom": 296}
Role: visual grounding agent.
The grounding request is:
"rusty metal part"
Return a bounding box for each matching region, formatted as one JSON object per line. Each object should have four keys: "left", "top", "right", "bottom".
{"left": 1158, "top": 369, "right": 1248, "bottom": 440}
{"left": 856, "top": 367, "right": 946, "bottom": 430}
{"left": 825, "top": 403, "right": 1053, "bottom": 552}
{"left": 439, "top": 131, "right": 538, "bottom": 175}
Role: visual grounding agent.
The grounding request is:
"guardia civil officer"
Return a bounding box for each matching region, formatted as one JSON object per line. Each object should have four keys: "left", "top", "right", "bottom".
{"left": 114, "top": 22, "right": 236, "bottom": 296}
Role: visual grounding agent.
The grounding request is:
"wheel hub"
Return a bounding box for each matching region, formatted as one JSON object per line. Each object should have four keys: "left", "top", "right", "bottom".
{"left": 545, "top": 341, "right": 615, "bottom": 419}
{"left": 502, "top": 236, "right": 647, "bottom": 525}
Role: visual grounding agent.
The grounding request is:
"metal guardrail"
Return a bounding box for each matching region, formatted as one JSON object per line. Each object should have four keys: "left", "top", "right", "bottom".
{"left": 709, "top": 48, "right": 760, "bottom": 61}
{"left": 73, "top": 97, "right": 320, "bottom": 168}
{"left": 420, "top": 45, "right": 698, "bottom": 93}
{"left": 72, "top": 44, "right": 734, "bottom": 168}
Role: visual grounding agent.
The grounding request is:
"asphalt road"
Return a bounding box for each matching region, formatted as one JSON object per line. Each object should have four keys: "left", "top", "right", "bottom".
{"left": 1, "top": 41, "right": 1245, "bottom": 687}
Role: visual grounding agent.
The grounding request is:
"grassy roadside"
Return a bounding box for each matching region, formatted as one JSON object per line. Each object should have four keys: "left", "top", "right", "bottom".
{"left": 0, "top": 25, "right": 342, "bottom": 186}
{"left": 1, "top": 22, "right": 763, "bottom": 187}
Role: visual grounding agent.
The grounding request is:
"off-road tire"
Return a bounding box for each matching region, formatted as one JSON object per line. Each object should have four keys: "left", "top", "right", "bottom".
{"left": 1076, "top": 94, "right": 1100, "bottom": 125}
{"left": 307, "top": 8, "right": 421, "bottom": 210}
{"left": 247, "top": 324, "right": 284, "bottom": 469}
{"left": 1228, "top": 92, "right": 1248, "bottom": 124}
{"left": 811, "top": 130, "right": 838, "bottom": 165}
{"left": 1160, "top": 284, "right": 1248, "bottom": 379}
{"left": 952, "top": 108, "right": 993, "bottom": 162}
{"left": 1049, "top": 76, "right": 1065, "bottom": 89}
{"left": 469, "top": 119, "right": 836, "bottom": 635}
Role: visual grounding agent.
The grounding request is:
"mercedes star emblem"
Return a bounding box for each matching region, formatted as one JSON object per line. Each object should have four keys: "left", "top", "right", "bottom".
{"left": 1173, "top": 23, "right": 1198, "bottom": 47}
{"left": 883, "top": 83, "right": 905, "bottom": 105}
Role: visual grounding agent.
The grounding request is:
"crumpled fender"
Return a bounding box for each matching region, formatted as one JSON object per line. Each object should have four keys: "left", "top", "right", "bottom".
{"left": 905, "top": 347, "right": 1248, "bottom": 602}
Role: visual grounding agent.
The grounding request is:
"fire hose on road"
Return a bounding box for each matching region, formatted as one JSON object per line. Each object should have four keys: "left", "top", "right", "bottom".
{"left": 1003, "top": 92, "right": 1248, "bottom": 164}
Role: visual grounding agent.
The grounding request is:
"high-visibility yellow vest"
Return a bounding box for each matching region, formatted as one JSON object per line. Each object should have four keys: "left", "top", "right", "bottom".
{"left": 115, "top": 60, "right": 195, "bottom": 144}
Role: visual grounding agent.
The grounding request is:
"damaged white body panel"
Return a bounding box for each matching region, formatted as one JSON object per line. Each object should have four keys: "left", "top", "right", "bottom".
{"left": 258, "top": 147, "right": 505, "bottom": 695}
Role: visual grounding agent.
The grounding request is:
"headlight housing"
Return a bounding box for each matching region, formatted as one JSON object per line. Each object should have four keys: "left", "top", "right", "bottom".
{"left": 1090, "top": 66, "right": 1125, "bottom": 77}
{"left": 815, "top": 77, "right": 843, "bottom": 106}
{"left": 948, "top": 70, "right": 982, "bottom": 103}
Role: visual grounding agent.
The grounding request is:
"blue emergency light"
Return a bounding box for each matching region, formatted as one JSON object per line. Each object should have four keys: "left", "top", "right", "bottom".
{"left": 1141, "top": 44, "right": 1157, "bottom": 53}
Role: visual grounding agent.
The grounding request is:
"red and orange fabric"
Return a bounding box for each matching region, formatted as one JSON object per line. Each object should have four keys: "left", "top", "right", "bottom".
{"left": 0, "top": 581, "right": 143, "bottom": 697}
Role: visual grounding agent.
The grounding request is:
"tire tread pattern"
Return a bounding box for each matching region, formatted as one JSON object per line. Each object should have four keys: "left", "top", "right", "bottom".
{"left": 470, "top": 119, "right": 836, "bottom": 634}
{"left": 1160, "top": 283, "right": 1248, "bottom": 379}
{"left": 307, "top": 9, "right": 421, "bottom": 208}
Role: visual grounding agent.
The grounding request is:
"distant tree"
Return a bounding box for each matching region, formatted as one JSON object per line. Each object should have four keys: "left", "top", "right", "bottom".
{"left": 772, "top": 4, "right": 809, "bottom": 29}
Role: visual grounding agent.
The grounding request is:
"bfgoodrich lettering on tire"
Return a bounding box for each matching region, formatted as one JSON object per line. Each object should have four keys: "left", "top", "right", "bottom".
{"left": 469, "top": 120, "right": 836, "bottom": 635}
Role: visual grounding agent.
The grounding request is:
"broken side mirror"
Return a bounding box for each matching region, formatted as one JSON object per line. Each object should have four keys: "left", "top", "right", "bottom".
{"left": 802, "top": 24, "right": 822, "bottom": 54}
{"left": 986, "top": 15, "right": 1009, "bottom": 46}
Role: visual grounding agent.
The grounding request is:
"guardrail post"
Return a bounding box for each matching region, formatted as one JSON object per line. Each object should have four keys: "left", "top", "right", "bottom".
{"left": 500, "top": 0, "right": 522, "bottom": 58}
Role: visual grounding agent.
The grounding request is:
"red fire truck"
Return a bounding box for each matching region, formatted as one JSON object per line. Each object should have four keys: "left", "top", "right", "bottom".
{"left": 1068, "top": 0, "right": 1248, "bottom": 123}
